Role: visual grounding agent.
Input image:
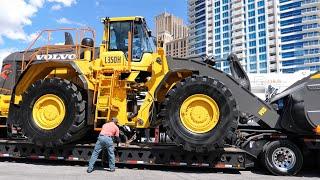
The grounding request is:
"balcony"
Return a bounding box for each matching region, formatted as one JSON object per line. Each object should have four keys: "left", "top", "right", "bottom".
{"left": 268, "top": 16, "right": 275, "bottom": 23}
{"left": 268, "top": 8, "right": 274, "bottom": 15}
{"left": 269, "top": 55, "right": 276, "bottom": 62}
{"left": 232, "top": 30, "right": 244, "bottom": 38}
{"left": 232, "top": 9, "right": 244, "bottom": 17}
{"left": 268, "top": 24, "right": 275, "bottom": 30}
{"left": 269, "top": 47, "right": 276, "bottom": 54}
{"left": 269, "top": 39, "right": 276, "bottom": 45}
{"left": 232, "top": 2, "right": 243, "bottom": 10}
{"left": 232, "top": 46, "right": 244, "bottom": 52}
{"left": 233, "top": 37, "right": 245, "bottom": 45}
{"left": 232, "top": 17, "right": 244, "bottom": 24}
{"left": 269, "top": 63, "right": 277, "bottom": 70}
{"left": 232, "top": 23, "right": 244, "bottom": 31}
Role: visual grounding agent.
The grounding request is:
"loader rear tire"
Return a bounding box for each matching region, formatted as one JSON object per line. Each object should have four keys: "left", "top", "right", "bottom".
{"left": 161, "top": 76, "right": 238, "bottom": 152}
{"left": 19, "top": 78, "right": 87, "bottom": 146}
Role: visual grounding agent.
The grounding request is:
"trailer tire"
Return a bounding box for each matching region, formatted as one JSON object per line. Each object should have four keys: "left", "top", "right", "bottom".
{"left": 161, "top": 76, "right": 238, "bottom": 152}
{"left": 19, "top": 78, "right": 87, "bottom": 146}
{"left": 262, "top": 140, "right": 303, "bottom": 176}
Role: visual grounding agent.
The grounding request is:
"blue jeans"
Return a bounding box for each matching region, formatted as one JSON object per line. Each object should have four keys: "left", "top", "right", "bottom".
{"left": 88, "top": 135, "right": 115, "bottom": 170}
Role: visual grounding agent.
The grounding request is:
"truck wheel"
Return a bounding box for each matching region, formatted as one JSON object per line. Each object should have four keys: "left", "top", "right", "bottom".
{"left": 161, "top": 76, "right": 238, "bottom": 152}
{"left": 19, "top": 78, "right": 87, "bottom": 146}
{"left": 262, "top": 140, "right": 303, "bottom": 176}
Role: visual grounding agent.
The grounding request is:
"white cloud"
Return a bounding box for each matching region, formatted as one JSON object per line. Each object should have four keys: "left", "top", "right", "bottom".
{"left": 0, "top": 0, "right": 77, "bottom": 44}
{"left": 56, "top": 17, "right": 85, "bottom": 26}
{"left": 51, "top": 4, "right": 62, "bottom": 10}
{"left": 48, "top": 0, "right": 76, "bottom": 10}
{"left": 0, "top": 0, "right": 42, "bottom": 43}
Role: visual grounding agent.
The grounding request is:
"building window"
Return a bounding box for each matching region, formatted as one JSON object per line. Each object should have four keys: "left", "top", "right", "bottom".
{"left": 215, "top": 15, "right": 220, "bottom": 20}
{"left": 258, "top": 1, "right": 264, "bottom": 7}
{"left": 258, "top": 16, "right": 265, "bottom": 22}
{"left": 223, "top": 32, "right": 229, "bottom": 38}
{"left": 215, "top": 48, "right": 221, "bottom": 54}
{"left": 249, "top": 48, "right": 256, "bottom": 54}
{"left": 215, "top": 35, "right": 221, "bottom": 40}
{"left": 249, "top": 18, "right": 255, "bottom": 25}
{"left": 223, "top": 25, "right": 229, "bottom": 31}
{"left": 249, "top": 33, "right": 256, "bottom": 39}
{"left": 249, "top": 26, "right": 256, "bottom": 32}
{"left": 259, "top": 46, "right": 266, "bottom": 53}
{"left": 215, "top": 42, "right": 221, "bottom": 47}
{"left": 223, "top": 39, "right": 230, "bottom": 45}
{"left": 223, "top": 19, "right": 229, "bottom": 24}
{"left": 215, "top": 8, "right": 220, "bottom": 13}
{"left": 248, "top": 11, "right": 255, "bottom": 17}
{"left": 258, "top": 31, "right": 266, "bottom": 37}
{"left": 259, "top": 39, "right": 266, "bottom": 45}
{"left": 248, "top": 4, "right": 255, "bottom": 10}
{"left": 250, "top": 64, "right": 257, "bottom": 70}
{"left": 260, "top": 62, "right": 267, "bottom": 69}
{"left": 250, "top": 56, "right": 257, "bottom": 63}
{"left": 222, "top": 5, "right": 228, "bottom": 11}
{"left": 258, "top": 8, "right": 265, "bottom": 14}
{"left": 249, "top": 41, "right": 256, "bottom": 47}
{"left": 259, "top": 54, "right": 267, "bottom": 61}
{"left": 215, "top": 22, "right": 220, "bottom": 27}
{"left": 215, "top": 28, "right": 220, "bottom": 33}
{"left": 223, "top": 12, "right": 228, "bottom": 18}
{"left": 258, "top": 23, "right": 265, "bottom": 30}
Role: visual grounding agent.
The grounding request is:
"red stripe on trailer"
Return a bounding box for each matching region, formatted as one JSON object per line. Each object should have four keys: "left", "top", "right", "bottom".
{"left": 169, "top": 162, "right": 179, "bottom": 166}
{"left": 49, "top": 156, "right": 57, "bottom": 160}
{"left": 0, "top": 153, "right": 10, "bottom": 157}
{"left": 67, "top": 156, "right": 79, "bottom": 161}
{"left": 126, "top": 160, "right": 138, "bottom": 164}
{"left": 30, "top": 155, "right": 39, "bottom": 159}
{"left": 214, "top": 163, "right": 226, "bottom": 168}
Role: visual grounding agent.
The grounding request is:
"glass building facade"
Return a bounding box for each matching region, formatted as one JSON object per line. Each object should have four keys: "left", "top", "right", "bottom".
{"left": 188, "top": 0, "right": 320, "bottom": 73}
{"left": 279, "top": 0, "right": 320, "bottom": 73}
{"left": 188, "top": 0, "right": 207, "bottom": 56}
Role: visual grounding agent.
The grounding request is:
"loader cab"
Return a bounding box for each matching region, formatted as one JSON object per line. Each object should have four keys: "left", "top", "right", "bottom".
{"left": 100, "top": 17, "right": 156, "bottom": 71}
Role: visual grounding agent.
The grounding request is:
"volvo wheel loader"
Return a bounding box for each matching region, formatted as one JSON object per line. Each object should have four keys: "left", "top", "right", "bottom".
{"left": 0, "top": 16, "right": 319, "bottom": 156}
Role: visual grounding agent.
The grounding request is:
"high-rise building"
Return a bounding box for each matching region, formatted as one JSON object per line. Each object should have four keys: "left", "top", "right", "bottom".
{"left": 165, "top": 37, "right": 188, "bottom": 58}
{"left": 279, "top": 0, "right": 320, "bottom": 73}
{"left": 188, "top": 0, "right": 320, "bottom": 73}
{"left": 188, "top": 0, "right": 207, "bottom": 57}
{"left": 155, "top": 12, "right": 188, "bottom": 43}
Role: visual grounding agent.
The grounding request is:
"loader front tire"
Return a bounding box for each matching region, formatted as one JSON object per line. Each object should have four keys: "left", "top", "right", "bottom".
{"left": 19, "top": 78, "right": 87, "bottom": 146}
{"left": 161, "top": 76, "right": 238, "bottom": 152}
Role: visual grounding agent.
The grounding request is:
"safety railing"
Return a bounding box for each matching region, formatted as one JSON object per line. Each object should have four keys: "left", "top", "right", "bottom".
{"left": 21, "top": 27, "right": 96, "bottom": 71}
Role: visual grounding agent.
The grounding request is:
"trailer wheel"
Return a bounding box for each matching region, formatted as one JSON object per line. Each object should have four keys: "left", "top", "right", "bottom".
{"left": 262, "top": 140, "right": 303, "bottom": 176}
{"left": 161, "top": 76, "right": 238, "bottom": 152}
{"left": 19, "top": 78, "right": 87, "bottom": 146}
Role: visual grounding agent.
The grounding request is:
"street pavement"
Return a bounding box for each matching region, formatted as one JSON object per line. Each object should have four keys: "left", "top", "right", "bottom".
{"left": 0, "top": 160, "right": 319, "bottom": 180}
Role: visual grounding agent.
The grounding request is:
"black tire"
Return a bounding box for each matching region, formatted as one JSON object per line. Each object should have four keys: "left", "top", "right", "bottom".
{"left": 261, "top": 140, "right": 303, "bottom": 176}
{"left": 161, "top": 76, "right": 238, "bottom": 152}
{"left": 19, "top": 78, "right": 87, "bottom": 146}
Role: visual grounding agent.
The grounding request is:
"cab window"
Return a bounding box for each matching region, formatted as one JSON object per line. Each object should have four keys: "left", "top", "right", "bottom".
{"left": 109, "top": 21, "right": 131, "bottom": 56}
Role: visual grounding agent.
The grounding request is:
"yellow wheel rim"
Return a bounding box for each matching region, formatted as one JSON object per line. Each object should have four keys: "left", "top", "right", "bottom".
{"left": 32, "top": 94, "right": 66, "bottom": 130}
{"left": 179, "top": 94, "right": 220, "bottom": 134}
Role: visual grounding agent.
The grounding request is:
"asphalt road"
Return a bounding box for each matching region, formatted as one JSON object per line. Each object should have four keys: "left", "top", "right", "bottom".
{"left": 0, "top": 160, "right": 319, "bottom": 180}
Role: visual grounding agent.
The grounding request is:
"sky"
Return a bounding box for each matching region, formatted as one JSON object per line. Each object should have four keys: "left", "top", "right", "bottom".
{"left": 0, "top": 0, "right": 188, "bottom": 63}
